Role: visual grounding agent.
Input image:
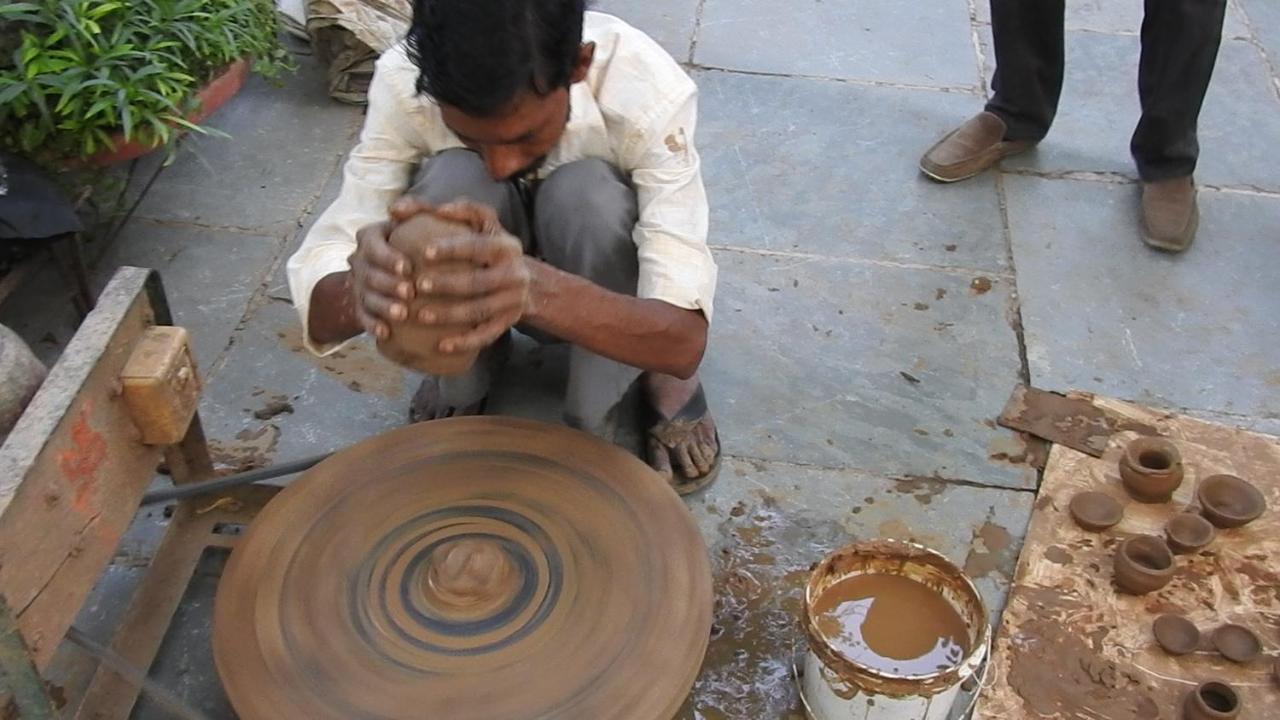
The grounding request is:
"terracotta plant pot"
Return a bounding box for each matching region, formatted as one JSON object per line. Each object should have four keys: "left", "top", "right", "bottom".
{"left": 1119, "top": 437, "right": 1184, "bottom": 503}
{"left": 1165, "top": 513, "right": 1215, "bottom": 554}
{"left": 376, "top": 212, "right": 483, "bottom": 376}
{"left": 83, "top": 58, "right": 252, "bottom": 167}
{"left": 1113, "top": 535, "right": 1175, "bottom": 595}
{"left": 1196, "top": 475, "right": 1266, "bottom": 529}
{"left": 1069, "top": 491, "right": 1124, "bottom": 532}
{"left": 1182, "top": 681, "right": 1240, "bottom": 720}
{"left": 1152, "top": 614, "right": 1200, "bottom": 656}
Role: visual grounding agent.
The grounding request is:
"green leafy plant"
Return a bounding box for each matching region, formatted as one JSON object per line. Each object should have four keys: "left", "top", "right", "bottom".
{"left": 0, "top": 0, "right": 293, "bottom": 164}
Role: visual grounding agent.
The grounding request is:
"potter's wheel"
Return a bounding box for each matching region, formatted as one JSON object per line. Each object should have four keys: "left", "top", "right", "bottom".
{"left": 212, "top": 417, "right": 712, "bottom": 720}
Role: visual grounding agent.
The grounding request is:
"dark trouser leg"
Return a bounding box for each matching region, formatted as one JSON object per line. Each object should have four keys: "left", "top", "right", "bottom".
{"left": 985, "top": 0, "right": 1066, "bottom": 142}
{"left": 406, "top": 149, "right": 528, "bottom": 409}
{"left": 532, "top": 159, "right": 642, "bottom": 439}
{"left": 1131, "top": 0, "right": 1226, "bottom": 181}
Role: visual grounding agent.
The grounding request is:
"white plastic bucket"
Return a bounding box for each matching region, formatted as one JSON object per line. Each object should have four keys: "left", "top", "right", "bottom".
{"left": 798, "top": 540, "right": 990, "bottom": 720}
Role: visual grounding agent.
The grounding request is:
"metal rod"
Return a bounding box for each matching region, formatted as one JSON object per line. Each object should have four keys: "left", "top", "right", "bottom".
{"left": 141, "top": 453, "right": 331, "bottom": 506}
{"left": 64, "top": 627, "right": 211, "bottom": 720}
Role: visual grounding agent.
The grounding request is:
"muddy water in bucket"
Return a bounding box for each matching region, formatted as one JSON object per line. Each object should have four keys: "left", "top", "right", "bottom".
{"left": 801, "top": 540, "right": 989, "bottom": 720}
{"left": 812, "top": 574, "right": 970, "bottom": 676}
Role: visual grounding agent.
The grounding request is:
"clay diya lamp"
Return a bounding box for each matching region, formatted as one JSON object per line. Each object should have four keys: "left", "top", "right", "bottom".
{"left": 1119, "top": 437, "right": 1183, "bottom": 503}
{"left": 377, "top": 212, "right": 484, "bottom": 376}
{"left": 1164, "top": 513, "right": 1216, "bottom": 554}
{"left": 1196, "top": 475, "right": 1266, "bottom": 529}
{"left": 1182, "top": 681, "right": 1240, "bottom": 720}
{"left": 1152, "top": 614, "right": 1200, "bottom": 656}
{"left": 1113, "top": 535, "right": 1175, "bottom": 595}
{"left": 1070, "top": 491, "right": 1124, "bottom": 532}
{"left": 1210, "top": 624, "right": 1261, "bottom": 664}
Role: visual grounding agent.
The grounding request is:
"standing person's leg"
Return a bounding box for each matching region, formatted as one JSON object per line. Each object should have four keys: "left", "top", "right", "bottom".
{"left": 404, "top": 149, "right": 529, "bottom": 421}
{"left": 533, "top": 159, "right": 720, "bottom": 493}
{"left": 985, "top": 0, "right": 1067, "bottom": 143}
{"left": 920, "top": 0, "right": 1065, "bottom": 182}
{"left": 1132, "top": 0, "right": 1226, "bottom": 251}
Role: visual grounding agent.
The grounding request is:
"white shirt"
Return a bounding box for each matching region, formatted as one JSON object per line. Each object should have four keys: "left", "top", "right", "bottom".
{"left": 287, "top": 12, "right": 717, "bottom": 355}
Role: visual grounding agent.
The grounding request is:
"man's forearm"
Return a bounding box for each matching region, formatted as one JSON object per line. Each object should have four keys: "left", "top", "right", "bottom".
{"left": 308, "top": 271, "right": 364, "bottom": 346}
{"left": 522, "top": 259, "right": 708, "bottom": 379}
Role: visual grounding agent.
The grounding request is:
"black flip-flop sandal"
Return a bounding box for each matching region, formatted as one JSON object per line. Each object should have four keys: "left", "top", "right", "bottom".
{"left": 647, "top": 383, "right": 721, "bottom": 496}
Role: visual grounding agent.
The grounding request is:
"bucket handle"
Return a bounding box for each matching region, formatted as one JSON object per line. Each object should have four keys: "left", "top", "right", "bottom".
{"left": 792, "top": 634, "right": 995, "bottom": 720}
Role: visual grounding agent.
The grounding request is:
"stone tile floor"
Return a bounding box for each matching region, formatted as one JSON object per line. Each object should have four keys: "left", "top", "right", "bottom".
{"left": 3, "top": 0, "right": 1278, "bottom": 717}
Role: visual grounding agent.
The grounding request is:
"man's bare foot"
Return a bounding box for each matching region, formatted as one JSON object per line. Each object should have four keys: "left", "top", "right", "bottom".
{"left": 645, "top": 372, "right": 720, "bottom": 495}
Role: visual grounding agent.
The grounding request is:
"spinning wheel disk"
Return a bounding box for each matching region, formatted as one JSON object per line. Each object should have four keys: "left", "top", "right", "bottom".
{"left": 213, "top": 417, "right": 712, "bottom": 719}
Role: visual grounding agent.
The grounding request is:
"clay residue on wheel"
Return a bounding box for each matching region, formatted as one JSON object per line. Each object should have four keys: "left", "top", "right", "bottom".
{"left": 209, "top": 424, "right": 280, "bottom": 474}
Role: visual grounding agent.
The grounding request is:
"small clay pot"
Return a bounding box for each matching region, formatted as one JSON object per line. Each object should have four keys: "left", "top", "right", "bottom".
{"left": 1211, "top": 624, "right": 1261, "bottom": 664}
{"left": 1113, "top": 535, "right": 1175, "bottom": 595}
{"left": 1165, "top": 513, "right": 1216, "bottom": 554}
{"left": 1182, "top": 681, "right": 1240, "bottom": 720}
{"left": 1197, "top": 475, "right": 1266, "bottom": 529}
{"left": 1070, "top": 491, "right": 1124, "bottom": 532}
{"left": 377, "top": 213, "right": 484, "bottom": 377}
{"left": 1119, "top": 437, "right": 1184, "bottom": 503}
{"left": 1152, "top": 614, "right": 1200, "bottom": 656}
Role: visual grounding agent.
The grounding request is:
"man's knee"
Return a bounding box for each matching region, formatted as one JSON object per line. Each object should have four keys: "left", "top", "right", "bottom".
{"left": 535, "top": 159, "right": 638, "bottom": 291}
{"left": 409, "top": 149, "right": 500, "bottom": 206}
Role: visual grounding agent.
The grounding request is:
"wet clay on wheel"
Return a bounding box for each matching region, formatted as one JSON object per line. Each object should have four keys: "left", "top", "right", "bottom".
{"left": 378, "top": 212, "right": 483, "bottom": 376}
{"left": 811, "top": 573, "right": 970, "bottom": 676}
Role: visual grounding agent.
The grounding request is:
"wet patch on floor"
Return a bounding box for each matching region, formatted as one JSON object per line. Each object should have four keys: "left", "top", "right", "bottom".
{"left": 679, "top": 491, "right": 847, "bottom": 719}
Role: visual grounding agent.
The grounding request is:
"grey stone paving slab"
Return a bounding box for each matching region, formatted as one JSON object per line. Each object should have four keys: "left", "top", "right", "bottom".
{"left": 594, "top": 0, "right": 700, "bottom": 61}
{"left": 133, "top": 53, "right": 362, "bottom": 233}
{"left": 681, "top": 456, "right": 1033, "bottom": 718}
{"left": 998, "top": 34, "right": 1280, "bottom": 192}
{"left": 695, "top": 0, "right": 982, "bottom": 88}
{"left": 1007, "top": 176, "right": 1280, "bottom": 419}
{"left": 703, "top": 249, "right": 1035, "bottom": 489}
{"left": 1188, "top": 410, "right": 1280, "bottom": 438}
{"left": 697, "top": 71, "right": 1008, "bottom": 271}
{"left": 103, "top": 220, "right": 282, "bottom": 372}
{"left": 975, "top": 0, "right": 1250, "bottom": 38}
{"left": 1242, "top": 0, "right": 1280, "bottom": 67}
{"left": 0, "top": 222, "right": 280, "bottom": 373}
{"left": 196, "top": 296, "right": 417, "bottom": 469}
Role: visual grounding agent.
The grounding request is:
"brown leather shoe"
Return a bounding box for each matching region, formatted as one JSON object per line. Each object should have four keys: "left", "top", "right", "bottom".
{"left": 1141, "top": 176, "right": 1198, "bottom": 253}
{"left": 920, "top": 112, "right": 1035, "bottom": 183}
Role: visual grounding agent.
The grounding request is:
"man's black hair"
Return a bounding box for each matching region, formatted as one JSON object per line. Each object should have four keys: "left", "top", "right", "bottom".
{"left": 406, "top": 0, "right": 587, "bottom": 117}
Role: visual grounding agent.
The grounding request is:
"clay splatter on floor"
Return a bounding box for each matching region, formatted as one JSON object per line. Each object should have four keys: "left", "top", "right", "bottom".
{"left": 208, "top": 424, "right": 280, "bottom": 475}
{"left": 276, "top": 326, "right": 406, "bottom": 399}
{"left": 963, "top": 519, "right": 1015, "bottom": 580}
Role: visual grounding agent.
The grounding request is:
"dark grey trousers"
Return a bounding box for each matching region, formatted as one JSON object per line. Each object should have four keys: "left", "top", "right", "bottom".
{"left": 985, "top": 0, "right": 1226, "bottom": 181}
{"left": 407, "top": 149, "right": 643, "bottom": 437}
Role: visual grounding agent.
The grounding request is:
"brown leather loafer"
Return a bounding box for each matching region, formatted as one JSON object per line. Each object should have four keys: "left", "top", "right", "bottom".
{"left": 1141, "top": 176, "right": 1198, "bottom": 253}
{"left": 920, "top": 111, "right": 1035, "bottom": 183}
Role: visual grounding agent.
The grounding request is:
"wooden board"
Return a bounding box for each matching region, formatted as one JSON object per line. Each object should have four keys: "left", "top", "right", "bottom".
{"left": 0, "top": 267, "right": 171, "bottom": 669}
{"left": 975, "top": 396, "right": 1280, "bottom": 719}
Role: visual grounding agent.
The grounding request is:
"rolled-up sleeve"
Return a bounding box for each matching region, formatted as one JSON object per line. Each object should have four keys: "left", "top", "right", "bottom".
{"left": 286, "top": 50, "right": 426, "bottom": 355}
{"left": 623, "top": 86, "right": 718, "bottom": 322}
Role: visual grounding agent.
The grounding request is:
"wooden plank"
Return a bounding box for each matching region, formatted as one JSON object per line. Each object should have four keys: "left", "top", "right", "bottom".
{"left": 0, "top": 267, "right": 171, "bottom": 670}
{"left": 975, "top": 397, "right": 1280, "bottom": 719}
